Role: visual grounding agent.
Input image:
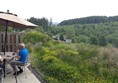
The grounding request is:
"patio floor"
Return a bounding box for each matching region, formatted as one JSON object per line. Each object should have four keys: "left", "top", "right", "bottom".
{"left": 4, "top": 67, "right": 41, "bottom": 83}
{"left": 0, "top": 52, "right": 41, "bottom": 83}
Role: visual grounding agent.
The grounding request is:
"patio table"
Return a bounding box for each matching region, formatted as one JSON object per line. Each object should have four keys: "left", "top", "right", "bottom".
{"left": 0, "top": 52, "right": 15, "bottom": 77}
{"left": 1, "top": 55, "right": 14, "bottom": 61}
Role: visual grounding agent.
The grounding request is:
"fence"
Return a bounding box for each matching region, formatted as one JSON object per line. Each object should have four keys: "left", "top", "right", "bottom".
{"left": 0, "top": 32, "right": 23, "bottom": 52}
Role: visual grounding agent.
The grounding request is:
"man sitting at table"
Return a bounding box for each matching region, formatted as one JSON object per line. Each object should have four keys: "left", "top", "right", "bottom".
{"left": 11, "top": 43, "right": 29, "bottom": 75}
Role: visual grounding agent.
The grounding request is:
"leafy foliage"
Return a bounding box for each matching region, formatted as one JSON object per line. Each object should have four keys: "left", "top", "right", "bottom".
{"left": 50, "top": 22, "right": 118, "bottom": 47}
{"left": 23, "top": 31, "right": 118, "bottom": 83}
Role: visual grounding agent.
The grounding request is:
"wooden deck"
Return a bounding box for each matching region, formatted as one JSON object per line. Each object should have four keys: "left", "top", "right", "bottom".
{"left": 0, "top": 52, "right": 41, "bottom": 83}
{"left": 4, "top": 67, "right": 41, "bottom": 83}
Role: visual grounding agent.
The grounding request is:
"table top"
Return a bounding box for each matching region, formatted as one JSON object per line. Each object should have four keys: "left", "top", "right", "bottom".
{"left": 1, "top": 56, "right": 14, "bottom": 60}
{"left": 0, "top": 52, "right": 14, "bottom": 55}
{"left": 0, "top": 52, "right": 15, "bottom": 60}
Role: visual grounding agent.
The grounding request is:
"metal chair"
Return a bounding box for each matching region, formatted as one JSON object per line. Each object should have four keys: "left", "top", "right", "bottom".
{"left": 15, "top": 60, "right": 31, "bottom": 83}
{"left": 23, "top": 61, "right": 31, "bottom": 78}
{"left": 18, "top": 60, "right": 31, "bottom": 78}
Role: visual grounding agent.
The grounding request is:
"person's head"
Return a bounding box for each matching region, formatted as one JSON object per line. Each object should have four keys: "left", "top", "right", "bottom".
{"left": 18, "top": 43, "right": 25, "bottom": 50}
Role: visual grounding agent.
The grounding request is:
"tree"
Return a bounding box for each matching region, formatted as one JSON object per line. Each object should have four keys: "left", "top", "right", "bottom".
{"left": 27, "top": 17, "right": 49, "bottom": 31}
{"left": 64, "top": 27, "right": 75, "bottom": 39}
{"left": 98, "top": 35, "right": 107, "bottom": 46}
{"left": 90, "top": 36, "right": 98, "bottom": 45}
{"left": 60, "top": 34, "right": 65, "bottom": 41}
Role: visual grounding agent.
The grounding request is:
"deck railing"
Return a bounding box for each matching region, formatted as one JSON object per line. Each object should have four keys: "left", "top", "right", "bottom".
{"left": 0, "top": 32, "right": 23, "bottom": 52}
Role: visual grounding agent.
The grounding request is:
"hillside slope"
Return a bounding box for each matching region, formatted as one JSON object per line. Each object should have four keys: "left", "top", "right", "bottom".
{"left": 23, "top": 30, "right": 118, "bottom": 83}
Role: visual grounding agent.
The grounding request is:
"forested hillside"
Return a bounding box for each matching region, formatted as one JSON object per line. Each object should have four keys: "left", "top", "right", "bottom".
{"left": 50, "top": 22, "right": 118, "bottom": 47}
{"left": 26, "top": 16, "right": 118, "bottom": 47}
{"left": 58, "top": 16, "right": 118, "bottom": 25}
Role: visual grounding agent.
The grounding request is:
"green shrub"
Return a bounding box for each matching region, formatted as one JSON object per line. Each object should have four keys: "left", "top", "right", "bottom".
{"left": 23, "top": 31, "right": 51, "bottom": 44}
{"left": 23, "top": 30, "right": 118, "bottom": 83}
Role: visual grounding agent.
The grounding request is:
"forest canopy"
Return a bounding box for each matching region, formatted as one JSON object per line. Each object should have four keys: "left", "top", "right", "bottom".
{"left": 58, "top": 16, "right": 118, "bottom": 25}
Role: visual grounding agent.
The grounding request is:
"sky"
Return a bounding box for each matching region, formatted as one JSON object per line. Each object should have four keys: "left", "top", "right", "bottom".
{"left": 0, "top": 0, "right": 118, "bottom": 23}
